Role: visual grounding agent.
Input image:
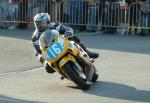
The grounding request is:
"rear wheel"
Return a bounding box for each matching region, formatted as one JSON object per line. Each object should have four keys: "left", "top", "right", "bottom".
{"left": 63, "top": 62, "right": 90, "bottom": 90}
{"left": 91, "top": 66, "right": 99, "bottom": 82}
{"left": 91, "top": 71, "right": 99, "bottom": 82}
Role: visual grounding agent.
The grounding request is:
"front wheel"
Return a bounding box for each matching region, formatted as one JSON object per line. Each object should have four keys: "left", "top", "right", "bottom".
{"left": 63, "top": 61, "right": 90, "bottom": 90}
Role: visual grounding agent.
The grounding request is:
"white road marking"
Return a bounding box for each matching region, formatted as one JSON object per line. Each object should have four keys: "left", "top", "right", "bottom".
{"left": 0, "top": 67, "right": 43, "bottom": 76}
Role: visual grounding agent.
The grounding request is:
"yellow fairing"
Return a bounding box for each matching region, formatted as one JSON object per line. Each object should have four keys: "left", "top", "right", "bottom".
{"left": 42, "top": 36, "right": 78, "bottom": 70}
{"left": 48, "top": 37, "right": 78, "bottom": 64}
{"left": 41, "top": 36, "right": 69, "bottom": 63}
{"left": 71, "top": 47, "right": 78, "bottom": 56}
{"left": 51, "top": 38, "right": 69, "bottom": 63}
{"left": 58, "top": 43, "right": 78, "bottom": 69}
{"left": 58, "top": 55, "right": 76, "bottom": 68}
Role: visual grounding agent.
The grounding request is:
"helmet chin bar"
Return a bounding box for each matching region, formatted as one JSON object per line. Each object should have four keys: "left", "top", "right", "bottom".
{"left": 38, "top": 29, "right": 44, "bottom": 32}
{"left": 38, "top": 28, "right": 46, "bottom": 32}
{"left": 37, "top": 26, "right": 47, "bottom": 32}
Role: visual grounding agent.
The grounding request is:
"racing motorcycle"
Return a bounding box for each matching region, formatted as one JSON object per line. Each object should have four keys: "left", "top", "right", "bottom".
{"left": 41, "top": 35, "right": 99, "bottom": 90}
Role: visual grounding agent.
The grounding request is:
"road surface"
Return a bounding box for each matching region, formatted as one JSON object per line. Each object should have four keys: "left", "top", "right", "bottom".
{"left": 0, "top": 29, "right": 150, "bottom": 103}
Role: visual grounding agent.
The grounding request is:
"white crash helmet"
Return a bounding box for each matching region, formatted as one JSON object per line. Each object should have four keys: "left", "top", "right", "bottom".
{"left": 34, "top": 13, "right": 51, "bottom": 32}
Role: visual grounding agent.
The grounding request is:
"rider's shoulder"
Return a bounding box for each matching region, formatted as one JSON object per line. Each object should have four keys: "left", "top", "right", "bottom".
{"left": 51, "top": 22, "right": 61, "bottom": 27}
{"left": 33, "top": 29, "right": 39, "bottom": 36}
{"left": 32, "top": 30, "right": 39, "bottom": 42}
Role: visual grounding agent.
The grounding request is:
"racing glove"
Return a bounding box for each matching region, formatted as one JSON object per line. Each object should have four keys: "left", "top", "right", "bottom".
{"left": 38, "top": 54, "right": 45, "bottom": 64}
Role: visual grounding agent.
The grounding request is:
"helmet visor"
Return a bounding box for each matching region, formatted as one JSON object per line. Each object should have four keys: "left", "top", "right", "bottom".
{"left": 35, "top": 20, "right": 44, "bottom": 27}
{"left": 35, "top": 21, "right": 47, "bottom": 32}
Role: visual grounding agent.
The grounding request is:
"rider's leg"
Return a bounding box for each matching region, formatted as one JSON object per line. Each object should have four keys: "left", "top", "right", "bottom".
{"left": 70, "top": 35, "right": 99, "bottom": 59}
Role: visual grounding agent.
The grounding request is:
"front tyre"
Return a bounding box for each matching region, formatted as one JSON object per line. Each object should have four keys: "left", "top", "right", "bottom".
{"left": 63, "top": 62, "right": 90, "bottom": 90}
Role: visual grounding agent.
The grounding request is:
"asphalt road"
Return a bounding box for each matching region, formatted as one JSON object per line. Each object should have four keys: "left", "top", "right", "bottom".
{"left": 0, "top": 29, "right": 150, "bottom": 103}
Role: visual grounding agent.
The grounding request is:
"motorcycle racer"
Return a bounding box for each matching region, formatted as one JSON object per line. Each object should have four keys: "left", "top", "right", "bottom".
{"left": 32, "top": 13, "right": 99, "bottom": 74}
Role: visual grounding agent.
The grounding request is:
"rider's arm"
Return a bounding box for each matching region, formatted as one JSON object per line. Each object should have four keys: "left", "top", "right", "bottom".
{"left": 32, "top": 30, "right": 44, "bottom": 64}
{"left": 52, "top": 22, "right": 81, "bottom": 44}
{"left": 53, "top": 22, "right": 73, "bottom": 37}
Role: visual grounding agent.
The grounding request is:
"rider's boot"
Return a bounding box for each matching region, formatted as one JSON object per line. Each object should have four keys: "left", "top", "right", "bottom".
{"left": 70, "top": 35, "right": 99, "bottom": 59}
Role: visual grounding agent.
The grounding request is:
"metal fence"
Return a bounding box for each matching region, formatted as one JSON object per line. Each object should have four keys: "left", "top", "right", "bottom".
{"left": 0, "top": 0, "right": 57, "bottom": 24}
{"left": 128, "top": 3, "right": 150, "bottom": 34}
{"left": 58, "top": 1, "right": 127, "bottom": 27}
{"left": 0, "top": 0, "right": 150, "bottom": 35}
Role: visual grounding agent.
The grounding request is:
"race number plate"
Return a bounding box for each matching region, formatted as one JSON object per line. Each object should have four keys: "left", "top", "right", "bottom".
{"left": 47, "top": 41, "right": 64, "bottom": 59}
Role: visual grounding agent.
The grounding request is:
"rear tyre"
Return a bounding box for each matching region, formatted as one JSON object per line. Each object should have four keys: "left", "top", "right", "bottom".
{"left": 91, "top": 71, "right": 99, "bottom": 82}
{"left": 63, "top": 62, "right": 90, "bottom": 90}
{"left": 91, "top": 66, "right": 99, "bottom": 82}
